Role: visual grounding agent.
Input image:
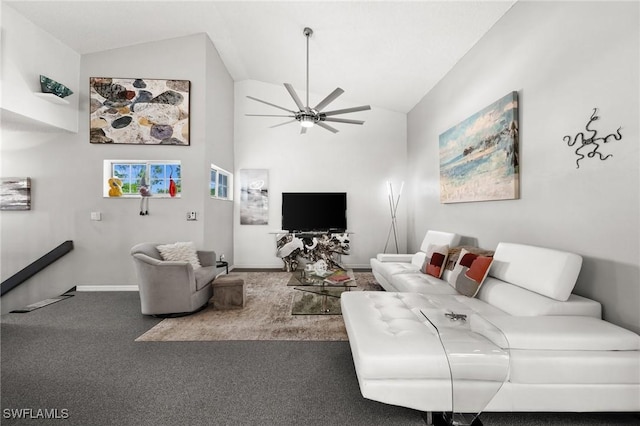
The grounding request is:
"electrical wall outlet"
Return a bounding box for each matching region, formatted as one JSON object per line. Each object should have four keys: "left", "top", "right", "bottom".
{"left": 90, "top": 212, "right": 102, "bottom": 221}
{"left": 187, "top": 211, "right": 197, "bottom": 221}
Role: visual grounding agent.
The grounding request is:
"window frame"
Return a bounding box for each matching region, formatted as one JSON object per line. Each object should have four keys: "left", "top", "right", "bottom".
{"left": 210, "top": 164, "right": 233, "bottom": 201}
{"left": 104, "top": 160, "right": 182, "bottom": 198}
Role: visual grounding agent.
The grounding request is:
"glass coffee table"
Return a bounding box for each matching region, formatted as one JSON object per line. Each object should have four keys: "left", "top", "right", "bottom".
{"left": 291, "top": 269, "right": 356, "bottom": 315}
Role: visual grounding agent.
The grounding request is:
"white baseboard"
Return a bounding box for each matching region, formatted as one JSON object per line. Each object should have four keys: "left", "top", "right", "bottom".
{"left": 76, "top": 285, "right": 139, "bottom": 292}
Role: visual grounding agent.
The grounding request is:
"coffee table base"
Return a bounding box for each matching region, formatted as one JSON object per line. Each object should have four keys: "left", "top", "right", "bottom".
{"left": 291, "top": 288, "right": 346, "bottom": 315}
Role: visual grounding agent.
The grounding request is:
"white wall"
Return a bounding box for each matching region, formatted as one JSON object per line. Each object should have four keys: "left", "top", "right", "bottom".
{"left": 407, "top": 1, "right": 639, "bottom": 332}
{"left": 203, "top": 33, "right": 235, "bottom": 266}
{"left": 234, "top": 80, "right": 407, "bottom": 268}
{"left": 0, "top": 4, "right": 79, "bottom": 132}
{"left": 1, "top": 31, "right": 234, "bottom": 313}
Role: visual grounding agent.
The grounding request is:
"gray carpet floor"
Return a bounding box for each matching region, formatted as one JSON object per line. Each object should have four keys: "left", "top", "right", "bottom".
{"left": 1, "top": 291, "right": 638, "bottom": 426}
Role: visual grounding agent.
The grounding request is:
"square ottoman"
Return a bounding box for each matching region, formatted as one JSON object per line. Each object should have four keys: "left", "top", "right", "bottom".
{"left": 212, "top": 273, "right": 246, "bottom": 309}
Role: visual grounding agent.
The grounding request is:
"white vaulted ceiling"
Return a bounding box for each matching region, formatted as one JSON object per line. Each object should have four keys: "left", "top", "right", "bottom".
{"left": 5, "top": 0, "right": 516, "bottom": 113}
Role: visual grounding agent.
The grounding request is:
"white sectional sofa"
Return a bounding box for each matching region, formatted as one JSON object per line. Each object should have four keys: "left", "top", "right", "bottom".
{"left": 342, "top": 232, "right": 640, "bottom": 414}
{"left": 371, "top": 230, "right": 462, "bottom": 293}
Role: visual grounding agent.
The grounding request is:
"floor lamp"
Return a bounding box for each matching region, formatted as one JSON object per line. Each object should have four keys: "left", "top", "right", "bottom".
{"left": 384, "top": 181, "right": 403, "bottom": 253}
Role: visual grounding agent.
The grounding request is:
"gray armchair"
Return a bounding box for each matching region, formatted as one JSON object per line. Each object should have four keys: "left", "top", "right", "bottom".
{"left": 130, "top": 242, "right": 216, "bottom": 316}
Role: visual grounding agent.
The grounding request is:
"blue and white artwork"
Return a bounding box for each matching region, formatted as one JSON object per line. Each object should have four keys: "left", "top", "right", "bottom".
{"left": 439, "top": 91, "right": 519, "bottom": 203}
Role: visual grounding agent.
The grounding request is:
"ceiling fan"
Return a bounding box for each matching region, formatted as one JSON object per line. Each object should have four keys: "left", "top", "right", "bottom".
{"left": 246, "top": 27, "right": 371, "bottom": 134}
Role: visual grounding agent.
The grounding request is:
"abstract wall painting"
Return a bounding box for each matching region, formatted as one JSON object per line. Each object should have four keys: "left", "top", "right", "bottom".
{"left": 239, "top": 169, "right": 269, "bottom": 225}
{"left": 1, "top": 177, "right": 31, "bottom": 210}
{"left": 89, "top": 78, "right": 190, "bottom": 145}
{"left": 439, "top": 91, "right": 519, "bottom": 203}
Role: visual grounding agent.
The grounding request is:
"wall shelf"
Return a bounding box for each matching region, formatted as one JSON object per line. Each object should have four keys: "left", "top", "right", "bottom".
{"left": 33, "top": 92, "right": 70, "bottom": 105}
{"left": 1, "top": 107, "right": 77, "bottom": 133}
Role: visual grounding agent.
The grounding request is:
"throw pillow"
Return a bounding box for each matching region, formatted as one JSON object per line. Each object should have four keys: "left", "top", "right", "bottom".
{"left": 447, "top": 248, "right": 493, "bottom": 297}
{"left": 421, "top": 244, "right": 449, "bottom": 278}
{"left": 445, "top": 246, "right": 495, "bottom": 271}
{"left": 156, "top": 242, "right": 202, "bottom": 270}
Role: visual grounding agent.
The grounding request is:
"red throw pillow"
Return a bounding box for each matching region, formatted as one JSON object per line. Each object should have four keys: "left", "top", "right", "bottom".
{"left": 447, "top": 248, "right": 494, "bottom": 297}
{"left": 466, "top": 256, "right": 493, "bottom": 282}
{"left": 421, "top": 244, "right": 449, "bottom": 278}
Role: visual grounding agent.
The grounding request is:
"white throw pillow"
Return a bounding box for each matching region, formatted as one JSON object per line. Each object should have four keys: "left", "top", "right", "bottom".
{"left": 156, "top": 242, "right": 201, "bottom": 270}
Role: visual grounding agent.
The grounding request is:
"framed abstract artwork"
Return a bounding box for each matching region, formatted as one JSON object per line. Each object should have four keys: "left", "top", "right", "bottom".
{"left": 1, "top": 177, "right": 31, "bottom": 210}
{"left": 239, "top": 169, "right": 269, "bottom": 225}
{"left": 439, "top": 91, "right": 519, "bottom": 203}
{"left": 89, "top": 78, "right": 190, "bottom": 145}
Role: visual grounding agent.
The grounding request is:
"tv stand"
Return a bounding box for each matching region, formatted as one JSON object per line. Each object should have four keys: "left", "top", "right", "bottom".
{"left": 273, "top": 231, "right": 351, "bottom": 272}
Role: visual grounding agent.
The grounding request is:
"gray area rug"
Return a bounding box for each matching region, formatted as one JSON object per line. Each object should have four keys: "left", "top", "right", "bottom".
{"left": 136, "top": 271, "right": 382, "bottom": 342}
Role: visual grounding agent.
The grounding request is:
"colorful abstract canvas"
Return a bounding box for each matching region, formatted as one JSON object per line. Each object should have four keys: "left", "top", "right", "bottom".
{"left": 439, "top": 91, "right": 519, "bottom": 203}
{"left": 89, "top": 78, "right": 190, "bottom": 145}
{"left": 1, "top": 177, "right": 31, "bottom": 210}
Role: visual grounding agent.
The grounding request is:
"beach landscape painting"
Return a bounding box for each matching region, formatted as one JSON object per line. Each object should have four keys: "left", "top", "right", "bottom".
{"left": 1, "top": 177, "right": 31, "bottom": 210}
{"left": 439, "top": 91, "right": 519, "bottom": 203}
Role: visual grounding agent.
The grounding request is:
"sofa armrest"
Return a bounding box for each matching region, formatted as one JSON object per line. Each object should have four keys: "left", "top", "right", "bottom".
{"left": 132, "top": 253, "right": 197, "bottom": 292}
{"left": 197, "top": 250, "right": 216, "bottom": 267}
{"left": 376, "top": 253, "right": 415, "bottom": 263}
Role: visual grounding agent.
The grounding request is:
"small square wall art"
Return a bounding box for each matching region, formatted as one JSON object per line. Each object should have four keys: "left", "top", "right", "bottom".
{"left": 1, "top": 177, "right": 31, "bottom": 210}
{"left": 439, "top": 91, "right": 519, "bottom": 203}
{"left": 89, "top": 78, "right": 190, "bottom": 145}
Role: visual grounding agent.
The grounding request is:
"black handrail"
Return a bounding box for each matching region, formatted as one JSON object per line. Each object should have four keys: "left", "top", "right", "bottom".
{"left": 0, "top": 240, "right": 74, "bottom": 296}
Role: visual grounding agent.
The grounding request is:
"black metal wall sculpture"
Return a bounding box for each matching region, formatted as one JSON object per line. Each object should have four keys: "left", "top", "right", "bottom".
{"left": 563, "top": 108, "right": 622, "bottom": 169}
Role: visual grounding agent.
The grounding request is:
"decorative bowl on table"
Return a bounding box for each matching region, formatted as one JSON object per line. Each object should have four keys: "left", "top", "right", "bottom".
{"left": 40, "top": 75, "right": 73, "bottom": 98}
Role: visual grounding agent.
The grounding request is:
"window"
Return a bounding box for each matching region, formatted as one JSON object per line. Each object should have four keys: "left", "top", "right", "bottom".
{"left": 218, "top": 173, "right": 228, "bottom": 198}
{"left": 104, "top": 160, "right": 181, "bottom": 198}
{"left": 150, "top": 163, "right": 181, "bottom": 195}
{"left": 210, "top": 164, "right": 233, "bottom": 200}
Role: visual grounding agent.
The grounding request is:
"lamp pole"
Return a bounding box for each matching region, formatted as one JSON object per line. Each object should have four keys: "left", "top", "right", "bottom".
{"left": 383, "top": 181, "right": 403, "bottom": 253}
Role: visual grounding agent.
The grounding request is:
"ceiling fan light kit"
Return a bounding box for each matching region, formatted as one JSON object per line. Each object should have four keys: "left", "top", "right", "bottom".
{"left": 246, "top": 27, "right": 371, "bottom": 134}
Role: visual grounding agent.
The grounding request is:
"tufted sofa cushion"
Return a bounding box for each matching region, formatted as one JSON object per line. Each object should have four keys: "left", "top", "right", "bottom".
{"left": 341, "top": 292, "right": 451, "bottom": 380}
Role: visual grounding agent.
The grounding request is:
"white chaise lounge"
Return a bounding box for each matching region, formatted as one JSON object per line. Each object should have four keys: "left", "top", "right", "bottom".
{"left": 343, "top": 238, "right": 640, "bottom": 413}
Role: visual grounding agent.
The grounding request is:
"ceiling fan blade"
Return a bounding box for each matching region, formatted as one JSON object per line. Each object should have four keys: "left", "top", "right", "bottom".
{"left": 322, "top": 117, "right": 365, "bottom": 125}
{"left": 247, "top": 96, "right": 296, "bottom": 113}
{"left": 246, "top": 114, "right": 296, "bottom": 118}
{"left": 284, "top": 83, "right": 305, "bottom": 111}
{"left": 270, "top": 119, "right": 297, "bottom": 129}
{"left": 314, "top": 88, "right": 344, "bottom": 112}
{"left": 316, "top": 121, "right": 339, "bottom": 134}
{"left": 322, "top": 105, "right": 371, "bottom": 117}
{"left": 300, "top": 126, "right": 307, "bottom": 135}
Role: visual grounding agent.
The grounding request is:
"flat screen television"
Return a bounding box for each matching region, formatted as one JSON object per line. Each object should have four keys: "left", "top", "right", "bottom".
{"left": 282, "top": 192, "right": 347, "bottom": 232}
